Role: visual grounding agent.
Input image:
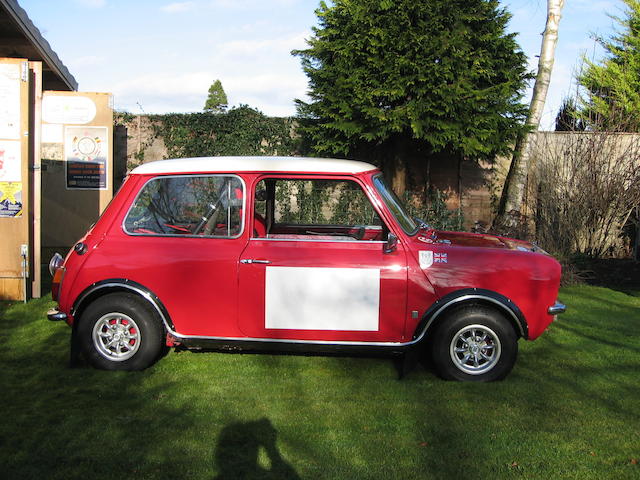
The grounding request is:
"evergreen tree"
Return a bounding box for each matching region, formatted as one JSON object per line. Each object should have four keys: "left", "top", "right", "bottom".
{"left": 293, "top": 0, "right": 530, "bottom": 193}
{"left": 204, "top": 79, "right": 228, "bottom": 113}
{"left": 579, "top": 0, "right": 640, "bottom": 130}
{"left": 555, "top": 98, "right": 586, "bottom": 131}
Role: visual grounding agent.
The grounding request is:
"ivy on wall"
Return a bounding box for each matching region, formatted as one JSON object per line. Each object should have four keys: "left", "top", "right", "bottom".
{"left": 115, "top": 105, "right": 299, "bottom": 167}
{"left": 152, "top": 105, "right": 298, "bottom": 158}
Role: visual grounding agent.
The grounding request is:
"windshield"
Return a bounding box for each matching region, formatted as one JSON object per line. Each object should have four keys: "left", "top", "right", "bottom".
{"left": 372, "top": 174, "right": 418, "bottom": 235}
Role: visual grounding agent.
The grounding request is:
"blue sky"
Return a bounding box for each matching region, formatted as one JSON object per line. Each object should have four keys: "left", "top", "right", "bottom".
{"left": 20, "top": 0, "right": 622, "bottom": 129}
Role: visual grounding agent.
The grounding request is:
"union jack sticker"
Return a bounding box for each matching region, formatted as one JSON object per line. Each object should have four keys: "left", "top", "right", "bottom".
{"left": 434, "top": 252, "right": 448, "bottom": 263}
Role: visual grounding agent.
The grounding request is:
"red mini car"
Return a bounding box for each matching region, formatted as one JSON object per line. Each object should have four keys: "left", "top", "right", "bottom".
{"left": 47, "top": 156, "right": 565, "bottom": 381}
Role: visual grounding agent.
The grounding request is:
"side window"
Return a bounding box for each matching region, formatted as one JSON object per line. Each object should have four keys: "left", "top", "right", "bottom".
{"left": 124, "top": 175, "right": 244, "bottom": 237}
{"left": 253, "top": 178, "right": 386, "bottom": 241}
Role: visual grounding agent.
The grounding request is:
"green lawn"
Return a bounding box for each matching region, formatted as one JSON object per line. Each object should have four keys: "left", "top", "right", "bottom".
{"left": 0, "top": 285, "right": 638, "bottom": 479}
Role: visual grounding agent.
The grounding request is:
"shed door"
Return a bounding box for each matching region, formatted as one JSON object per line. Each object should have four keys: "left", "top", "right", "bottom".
{"left": 0, "top": 58, "right": 30, "bottom": 300}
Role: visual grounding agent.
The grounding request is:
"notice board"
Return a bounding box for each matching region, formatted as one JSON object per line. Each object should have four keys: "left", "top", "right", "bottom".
{"left": 41, "top": 91, "right": 113, "bottom": 252}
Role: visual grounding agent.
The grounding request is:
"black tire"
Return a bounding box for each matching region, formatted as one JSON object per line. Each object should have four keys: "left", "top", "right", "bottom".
{"left": 77, "top": 293, "right": 165, "bottom": 371}
{"left": 430, "top": 306, "right": 518, "bottom": 382}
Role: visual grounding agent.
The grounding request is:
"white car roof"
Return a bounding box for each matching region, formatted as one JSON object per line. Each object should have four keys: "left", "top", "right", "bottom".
{"left": 130, "top": 156, "right": 378, "bottom": 175}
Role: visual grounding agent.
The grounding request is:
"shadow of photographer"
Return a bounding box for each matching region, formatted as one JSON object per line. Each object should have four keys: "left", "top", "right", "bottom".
{"left": 213, "top": 418, "right": 300, "bottom": 480}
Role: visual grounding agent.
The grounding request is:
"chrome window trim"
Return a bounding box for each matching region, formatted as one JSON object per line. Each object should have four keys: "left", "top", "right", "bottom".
{"left": 254, "top": 175, "right": 390, "bottom": 240}
{"left": 249, "top": 237, "right": 387, "bottom": 244}
{"left": 271, "top": 223, "right": 384, "bottom": 230}
{"left": 372, "top": 173, "right": 419, "bottom": 236}
{"left": 121, "top": 174, "right": 247, "bottom": 239}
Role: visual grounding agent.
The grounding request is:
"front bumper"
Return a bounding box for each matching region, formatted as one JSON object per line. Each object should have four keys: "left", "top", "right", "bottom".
{"left": 547, "top": 301, "right": 566, "bottom": 315}
{"left": 47, "top": 308, "right": 68, "bottom": 322}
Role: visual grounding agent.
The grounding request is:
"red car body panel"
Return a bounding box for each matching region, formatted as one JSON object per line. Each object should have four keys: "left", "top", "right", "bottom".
{"left": 53, "top": 159, "right": 562, "bottom": 349}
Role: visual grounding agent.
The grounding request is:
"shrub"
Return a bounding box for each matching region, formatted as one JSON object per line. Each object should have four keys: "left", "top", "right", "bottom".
{"left": 530, "top": 131, "right": 640, "bottom": 258}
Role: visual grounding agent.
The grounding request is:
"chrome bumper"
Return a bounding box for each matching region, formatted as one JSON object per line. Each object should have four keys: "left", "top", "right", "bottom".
{"left": 47, "top": 308, "right": 68, "bottom": 322}
{"left": 547, "top": 301, "right": 566, "bottom": 315}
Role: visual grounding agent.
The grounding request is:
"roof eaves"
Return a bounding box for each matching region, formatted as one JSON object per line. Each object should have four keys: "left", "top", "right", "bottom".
{"left": 1, "top": 0, "right": 78, "bottom": 91}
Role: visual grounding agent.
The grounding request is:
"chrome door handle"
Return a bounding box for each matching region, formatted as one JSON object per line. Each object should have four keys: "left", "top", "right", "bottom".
{"left": 240, "top": 259, "right": 271, "bottom": 264}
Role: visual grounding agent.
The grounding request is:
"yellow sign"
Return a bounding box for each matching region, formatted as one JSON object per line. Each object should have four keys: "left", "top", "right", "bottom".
{"left": 0, "top": 181, "right": 22, "bottom": 217}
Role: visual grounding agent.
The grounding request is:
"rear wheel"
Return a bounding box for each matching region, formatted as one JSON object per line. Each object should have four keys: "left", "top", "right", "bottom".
{"left": 78, "top": 293, "right": 164, "bottom": 370}
{"left": 430, "top": 306, "right": 518, "bottom": 381}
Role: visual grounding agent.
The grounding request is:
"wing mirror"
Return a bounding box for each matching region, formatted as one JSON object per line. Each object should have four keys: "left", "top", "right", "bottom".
{"left": 384, "top": 232, "right": 398, "bottom": 254}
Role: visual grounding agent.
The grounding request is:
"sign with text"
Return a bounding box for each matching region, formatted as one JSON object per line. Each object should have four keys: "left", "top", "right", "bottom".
{"left": 65, "top": 126, "right": 108, "bottom": 190}
{"left": 0, "top": 63, "right": 21, "bottom": 140}
{"left": 0, "top": 181, "right": 22, "bottom": 217}
{"left": 0, "top": 140, "right": 22, "bottom": 217}
{"left": 43, "top": 95, "right": 96, "bottom": 125}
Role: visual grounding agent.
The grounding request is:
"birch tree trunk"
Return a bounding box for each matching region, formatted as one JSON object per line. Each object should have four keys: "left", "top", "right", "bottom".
{"left": 495, "top": 0, "right": 565, "bottom": 233}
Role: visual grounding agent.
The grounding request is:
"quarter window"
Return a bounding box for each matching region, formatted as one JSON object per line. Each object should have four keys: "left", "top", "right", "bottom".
{"left": 124, "top": 175, "right": 244, "bottom": 237}
{"left": 372, "top": 175, "right": 418, "bottom": 235}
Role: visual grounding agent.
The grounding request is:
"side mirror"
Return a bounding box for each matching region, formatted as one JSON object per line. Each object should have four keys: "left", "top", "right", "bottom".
{"left": 384, "top": 232, "right": 398, "bottom": 254}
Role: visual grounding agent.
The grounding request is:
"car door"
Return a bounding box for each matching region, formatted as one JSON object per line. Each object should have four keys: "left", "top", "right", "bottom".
{"left": 238, "top": 176, "right": 408, "bottom": 343}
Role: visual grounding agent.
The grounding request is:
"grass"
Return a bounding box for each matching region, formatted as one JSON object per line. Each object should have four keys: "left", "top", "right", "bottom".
{"left": 0, "top": 285, "right": 638, "bottom": 479}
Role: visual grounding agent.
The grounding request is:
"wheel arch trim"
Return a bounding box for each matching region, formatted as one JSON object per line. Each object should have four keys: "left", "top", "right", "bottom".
{"left": 72, "top": 279, "right": 175, "bottom": 331}
{"left": 414, "top": 289, "right": 528, "bottom": 342}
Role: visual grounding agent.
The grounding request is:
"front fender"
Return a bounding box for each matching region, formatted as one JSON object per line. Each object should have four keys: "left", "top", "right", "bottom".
{"left": 414, "top": 288, "right": 528, "bottom": 342}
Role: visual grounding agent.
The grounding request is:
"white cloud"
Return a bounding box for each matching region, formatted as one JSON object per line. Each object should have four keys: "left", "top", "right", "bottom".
{"left": 111, "top": 72, "right": 210, "bottom": 113}
{"left": 218, "top": 32, "right": 308, "bottom": 57}
{"left": 234, "top": 20, "right": 272, "bottom": 34}
{"left": 102, "top": 24, "right": 312, "bottom": 115}
{"left": 226, "top": 73, "right": 307, "bottom": 99}
{"left": 74, "top": 0, "right": 106, "bottom": 7}
{"left": 160, "top": 2, "right": 196, "bottom": 13}
{"left": 113, "top": 72, "right": 211, "bottom": 98}
{"left": 68, "top": 55, "right": 105, "bottom": 68}
{"left": 209, "top": 0, "right": 300, "bottom": 10}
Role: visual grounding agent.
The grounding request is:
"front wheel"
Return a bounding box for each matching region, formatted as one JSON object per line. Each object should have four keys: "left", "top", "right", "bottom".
{"left": 77, "top": 293, "right": 165, "bottom": 370}
{"left": 430, "top": 306, "right": 518, "bottom": 382}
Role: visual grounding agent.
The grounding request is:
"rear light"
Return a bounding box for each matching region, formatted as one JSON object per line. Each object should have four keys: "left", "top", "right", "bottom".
{"left": 49, "top": 253, "right": 63, "bottom": 276}
{"left": 49, "top": 253, "right": 66, "bottom": 302}
{"left": 51, "top": 267, "right": 66, "bottom": 302}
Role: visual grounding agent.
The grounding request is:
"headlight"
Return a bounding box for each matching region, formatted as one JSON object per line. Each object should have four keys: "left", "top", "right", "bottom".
{"left": 49, "top": 253, "right": 63, "bottom": 277}
{"left": 531, "top": 242, "right": 550, "bottom": 256}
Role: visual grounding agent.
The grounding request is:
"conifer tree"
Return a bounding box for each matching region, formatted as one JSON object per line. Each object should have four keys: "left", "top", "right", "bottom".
{"left": 555, "top": 98, "right": 585, "bottom": 131}
{"left": 294, "top": 0, "right": 530, "bottom": 193}
{"left": 579, "top": 0, "right": 640, "bottom": 130}
{"left": 204, "top": 79, "right": 228, "bottom": 113}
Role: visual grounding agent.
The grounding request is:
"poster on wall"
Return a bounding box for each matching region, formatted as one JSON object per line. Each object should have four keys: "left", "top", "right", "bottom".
{"left": 0, "top": 63, "right": 21, "bottom": 140}
{"left": 65, "top": 126, "right": 108, "bottom": 190}
{"left": 0, "top": 140, "right": 22, "bottom": 217}
{"left": 43, "top": 95, "right": 96, "bottom": 125}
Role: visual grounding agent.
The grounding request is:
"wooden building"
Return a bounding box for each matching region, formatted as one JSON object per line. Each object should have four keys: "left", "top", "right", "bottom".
{"left": 0, "top": 0, "right": 113, "bottom": 300}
